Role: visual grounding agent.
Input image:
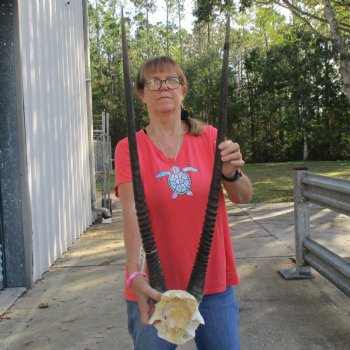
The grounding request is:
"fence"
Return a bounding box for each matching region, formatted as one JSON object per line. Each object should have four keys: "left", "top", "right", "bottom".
{"left": 279, "top": 168, "right": 350, "bottom": 297}
{"left": 93, "top": 111, "right": 113, "bottom": 214}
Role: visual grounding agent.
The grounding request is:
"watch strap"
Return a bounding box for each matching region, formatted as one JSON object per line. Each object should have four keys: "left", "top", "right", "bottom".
{"left": 221, "top": 169, "right": 242, "bottom": 182}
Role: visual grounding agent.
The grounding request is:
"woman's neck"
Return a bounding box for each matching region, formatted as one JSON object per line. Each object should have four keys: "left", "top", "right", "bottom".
{"left": 146, "top": 108, "right": 182, "bottom": 133}
{"left": 148, "top": 119, "right": 181, "bottom": 134}
{"left": 146, "top": 103, "right": 182, "bottom": 131}
{"left": 147, "top": 120, "right": 184, "bottom": 159}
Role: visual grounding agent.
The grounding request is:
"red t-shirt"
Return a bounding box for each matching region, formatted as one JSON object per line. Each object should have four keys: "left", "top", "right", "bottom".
{"left": 115, "top": 124, "right": 240, "bottom": 301}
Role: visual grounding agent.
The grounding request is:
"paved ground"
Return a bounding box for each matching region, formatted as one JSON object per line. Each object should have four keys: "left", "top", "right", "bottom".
{"left": 1, "top": 202, "right": 350, "bottom": 350}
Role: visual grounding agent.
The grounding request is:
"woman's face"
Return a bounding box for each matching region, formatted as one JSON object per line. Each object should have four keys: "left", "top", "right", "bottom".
{"left": 139, "top": 67, "right": 187, "bottom": 117}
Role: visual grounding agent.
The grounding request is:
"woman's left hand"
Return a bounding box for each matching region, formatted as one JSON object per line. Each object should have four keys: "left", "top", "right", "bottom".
{"left": 219, "top": 140, "right": 245, "bottom": 178}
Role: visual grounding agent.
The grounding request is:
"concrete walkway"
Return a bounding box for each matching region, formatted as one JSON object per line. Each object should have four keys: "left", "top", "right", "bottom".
{"left": 1, "top": 202, "right": 350, "bottom": 350}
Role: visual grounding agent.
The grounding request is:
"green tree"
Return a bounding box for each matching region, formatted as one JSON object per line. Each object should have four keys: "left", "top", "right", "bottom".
{"left": 88, "top": 0, "right": 350, "bottom": 161}
{"left": 131, "top": 0, "right": 156, "bottom": 57}
{"left": 266, "top": 0, "right": 350, "bottom": 102}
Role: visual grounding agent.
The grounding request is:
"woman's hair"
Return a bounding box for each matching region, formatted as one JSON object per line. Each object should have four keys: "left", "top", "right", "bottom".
{"left": 136, "top": 56, "right": 203, "bottom": 136}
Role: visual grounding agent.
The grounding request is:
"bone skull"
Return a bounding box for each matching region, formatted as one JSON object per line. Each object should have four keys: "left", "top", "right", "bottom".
{"left": 149, "top": 290, "right": 205, "bottom": 345}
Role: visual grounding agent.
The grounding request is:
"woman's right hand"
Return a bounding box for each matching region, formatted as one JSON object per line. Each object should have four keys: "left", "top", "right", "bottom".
{"left": 132, "top": 275, "right": 162, "bottom": 325}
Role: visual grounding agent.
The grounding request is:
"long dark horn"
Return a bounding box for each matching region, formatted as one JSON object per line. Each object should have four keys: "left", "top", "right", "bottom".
{"left": 120, "top": 8, "right": 167, "bottom": 293}
{"left": 187, "top": 14, "right": 231, "bottom": 302}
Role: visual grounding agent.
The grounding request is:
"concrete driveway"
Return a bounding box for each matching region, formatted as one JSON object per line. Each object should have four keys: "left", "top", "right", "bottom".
{"left": 1, "top": 202, "right": 349, "bottom": 350}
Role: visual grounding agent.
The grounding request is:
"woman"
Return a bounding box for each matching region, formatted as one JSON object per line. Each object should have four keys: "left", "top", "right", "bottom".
{"left": 115, "top": 56, "right": 253, "bottom": 350}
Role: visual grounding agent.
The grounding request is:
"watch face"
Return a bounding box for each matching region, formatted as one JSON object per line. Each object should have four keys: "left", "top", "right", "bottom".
{"left": 235, "top": 169, "right": 243, "bottom": 180}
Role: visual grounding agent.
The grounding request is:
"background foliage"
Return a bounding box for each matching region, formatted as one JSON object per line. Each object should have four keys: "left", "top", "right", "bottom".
{"left": 88, "top": 0, "right": 350, "bottom": 163}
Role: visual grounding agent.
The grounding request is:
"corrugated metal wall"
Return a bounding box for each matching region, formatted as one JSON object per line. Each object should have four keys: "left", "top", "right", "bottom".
{"left": 18, "top": 0, "right": 93, "bottom": 282}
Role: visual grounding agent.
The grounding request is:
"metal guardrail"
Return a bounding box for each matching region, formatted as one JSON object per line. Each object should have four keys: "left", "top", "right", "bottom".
{"left": 279, "top": 168, "right": 350, "bottom": 297}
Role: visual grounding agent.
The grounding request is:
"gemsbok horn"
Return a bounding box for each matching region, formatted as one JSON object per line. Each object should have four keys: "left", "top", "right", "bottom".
{"left": 120, "top": 7, "right": 167, "bottom": 293}
{"left": 187, "top": 14, "right": 231, "bottom": 302}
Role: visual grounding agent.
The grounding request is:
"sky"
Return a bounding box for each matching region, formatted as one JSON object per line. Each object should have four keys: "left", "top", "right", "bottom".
{"left": 146, "top": 0, "right": 195, "bottom": 33}
{"left": 119, "top": 0, "right": 290, "bottom": 33}
{"left": 125, "top": 1, "right": 290, "bottom": 33}
{"left": 147, "top": 1, "right": 290, "bottom": 33}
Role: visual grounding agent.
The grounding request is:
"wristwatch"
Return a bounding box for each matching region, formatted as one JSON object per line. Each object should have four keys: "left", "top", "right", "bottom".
{"left": 221, "top": 169, "right": 243, "bottom": 183}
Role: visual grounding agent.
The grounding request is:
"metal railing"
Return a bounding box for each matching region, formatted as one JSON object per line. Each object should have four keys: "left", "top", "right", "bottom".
{"left": 279, "top": 168, "right": 350, "bottom": 297}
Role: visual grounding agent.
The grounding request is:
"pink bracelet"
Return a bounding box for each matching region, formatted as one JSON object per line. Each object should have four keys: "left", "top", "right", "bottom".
{"left": 126, "top": 271, "right": 147, "bottom": 288}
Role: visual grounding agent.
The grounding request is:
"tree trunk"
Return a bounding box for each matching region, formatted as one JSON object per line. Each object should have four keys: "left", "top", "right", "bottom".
{"left": 166, "top": 0, "right": 169, "bottom": 55}
{"left": 177, "top": 0, "right": 183, "bottom": 66}
{"left": 146, "top": 9, "right": 150, "bottom": 58}
{"left": 322, "top": 0, "right": 350, "bottom": 103}
{"left": 207, "top": 22, "right": 210, "bottom": 45}
{"left": 96, "top": 22, "right": 102, "bottom": 79}
{"left": 303, "top": 131, "right": 308, "bottom": 161}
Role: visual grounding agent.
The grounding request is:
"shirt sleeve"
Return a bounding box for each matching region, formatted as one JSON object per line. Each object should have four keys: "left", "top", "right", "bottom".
{"left": 114, "top": 138, "right": 132, "bottom": 197}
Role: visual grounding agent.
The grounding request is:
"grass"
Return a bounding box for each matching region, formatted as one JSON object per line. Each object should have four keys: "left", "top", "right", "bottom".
{"left": 96, "top": 161, "right": 350, "bottom": 203}
{"left": 244, "top": 160, "right": 350, "bottom": 203}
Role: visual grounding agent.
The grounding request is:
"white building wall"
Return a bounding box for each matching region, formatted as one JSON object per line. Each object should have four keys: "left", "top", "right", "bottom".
{"left": 18, "top": 0, "right": 93, "bottom": 282}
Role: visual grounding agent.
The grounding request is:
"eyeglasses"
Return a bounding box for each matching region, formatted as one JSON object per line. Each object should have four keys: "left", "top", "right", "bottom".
{"left": 144, "top": 77, "right": 182, "bottom": 91}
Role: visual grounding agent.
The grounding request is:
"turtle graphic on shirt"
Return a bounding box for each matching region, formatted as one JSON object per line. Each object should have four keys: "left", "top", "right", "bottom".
{"left": 156, "top": 165, "right": 198, "bottom": 199}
